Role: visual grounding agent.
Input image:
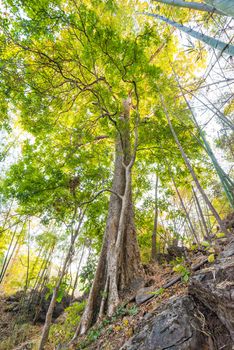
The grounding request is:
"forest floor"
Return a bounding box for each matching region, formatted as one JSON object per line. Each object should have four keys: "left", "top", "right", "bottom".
{"left": 83, "top": 265, "right": 187, "bottom": 350}
{"left": 73, "top": 253, "right": 208, "bottom": 350}
{"left": 0, "top": 293, "right": 42, "bottom": 350}
{"left": 0, "top": 252, "right": 209, "bottom": 350}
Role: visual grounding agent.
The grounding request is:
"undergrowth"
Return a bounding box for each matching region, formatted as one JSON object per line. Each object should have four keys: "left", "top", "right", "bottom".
{"left": 49, "top": 301, "right": 86, "bottom": 347}
{"left": 76, "top": 304, "right": 139, "bottom": 349}
{"left": 0, "top": 322, "right": 38, "bottom": 350}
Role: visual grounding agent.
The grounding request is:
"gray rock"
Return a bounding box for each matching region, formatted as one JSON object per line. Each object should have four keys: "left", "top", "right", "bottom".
{"left": 189, "top": 243, "right": 234, "bottom": 341}
{"left": 120, "top": 296, "right": 208, "bottom": 350}
{"left": 135, "top": 287, "right": 155, "bottom": 305}
{"left": 220, "top": 240, "right": 234, "bottom": 258}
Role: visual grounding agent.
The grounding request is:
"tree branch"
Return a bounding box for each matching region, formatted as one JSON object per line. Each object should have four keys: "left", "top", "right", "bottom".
{"left": 79, "top": 189, "right": 123, "bottom": 207}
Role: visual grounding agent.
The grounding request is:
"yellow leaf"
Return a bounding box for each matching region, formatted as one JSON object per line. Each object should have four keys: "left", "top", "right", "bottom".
{"left": 208, "top": 254, "right": 215, "bottom": 263}
{"left": 114, "top": 325, "right": 122, "bottom": 332}
{"left": 122, "top": 318, "right": 129, "bottom": 326}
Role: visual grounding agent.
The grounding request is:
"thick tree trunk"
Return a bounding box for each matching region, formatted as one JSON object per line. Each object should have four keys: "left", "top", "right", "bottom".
{"left": 76, "top": 101, "right": 144, "bottom": 337}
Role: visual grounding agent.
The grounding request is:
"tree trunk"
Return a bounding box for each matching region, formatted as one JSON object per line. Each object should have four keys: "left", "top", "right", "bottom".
{"left": 205, "top": 0, "right": 234, "bottom": 17}
{"left": 38, "top": 252, "right": 72, "bottom": 350}
{"left": 38, "top": 212, "right": 84, "bottom": 350}
{"left": 76, "top": 100, "right": 144, "bottom": 337}
{"left": 170, "top": 64, "right": 234, "bottom": 207}
{"left": 160, "top": 94, "right": 228, "bottom": 235}
{"left": 142, "top": 13, "right": 234, "bottom": 56}
{"left": 151, "top": 174, "right": 159, "bottom": 261}
{"left": 171, "top": 173, "right": 200, "bottom": 245}
{"left": 0, "top": 225, "right": 17, "bottom": 283}
{"left": 192, "top": 187, "right": 211, "bottom": 240}
{"left": 153, "top": 0, "right": 226, "bottom": 15}
{"left": 71, "top": 245, "right": 85, "bottom": 300}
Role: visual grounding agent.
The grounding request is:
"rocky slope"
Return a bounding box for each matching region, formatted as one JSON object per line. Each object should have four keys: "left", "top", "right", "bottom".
{"left": 120, "top": 239, "right": 234, "bottom": 350}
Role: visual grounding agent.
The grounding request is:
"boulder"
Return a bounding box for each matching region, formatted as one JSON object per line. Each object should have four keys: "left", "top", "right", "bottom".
{"left": 189, "top": 240, "right": 234, "bottom": 341}
{"left": 121, "top": 296, "right": 209, "bottom": 350}
{"left": 4, "top": 288, "right": 71, "bottom": 323}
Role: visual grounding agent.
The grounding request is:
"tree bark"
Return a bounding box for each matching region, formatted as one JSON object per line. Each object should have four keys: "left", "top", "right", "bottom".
{"left": 205, "top": 0, "right": 234, "bottom": 17}
{"left": 75, "top": 100, "right": 144, "bottom": 337}
{"left": 192, "top": 187, "right": 211, "bottom": 240}
{"left": 153, "top": 0, "right": 226, "bottom": 15}
{"left": 142, "top": 13, "right": 234, "bottom": 55}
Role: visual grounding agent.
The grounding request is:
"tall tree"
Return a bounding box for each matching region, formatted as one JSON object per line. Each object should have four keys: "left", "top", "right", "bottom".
{"left": 0, "top": 0, "right": 217, "bottom": 343}
{"left": 77, "top": 97, "right": 145, "bottom": 335}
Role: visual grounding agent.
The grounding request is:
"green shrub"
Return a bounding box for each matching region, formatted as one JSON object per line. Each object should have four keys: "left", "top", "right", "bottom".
{"left": 173, "top": 263, "right": 190, "bottom": 283}
{"left": 49, "top": 300, "right": 86, "bottom": 347}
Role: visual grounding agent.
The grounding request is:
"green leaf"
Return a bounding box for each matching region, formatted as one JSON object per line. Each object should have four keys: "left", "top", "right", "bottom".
{"left": 148, "top": 287, "right": 165, "bottom": 296}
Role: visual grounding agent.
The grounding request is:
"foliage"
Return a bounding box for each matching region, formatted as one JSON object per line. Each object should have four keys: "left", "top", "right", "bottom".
{"left": 172, "top": 259, "right": 190, "bottom": 283}
{"left": 77, "top": 304, "right": 139, "bottom": 348}
{"left": 45, "top": 277, "right": 70, "bottom": 302}
{"left": 0, "top": 321, "right": 40, "bottom": 350}
{"left": 149, "top": 287, "right": 165, "bottom": 296}
{"left": 0, "top": 0, "right": 232, "bottom": 345}
{"left": 79, "top": 255, "right": 98, "bottom": 293}
{"left": 49, "top": 301, "right": 86, "bottom": 347}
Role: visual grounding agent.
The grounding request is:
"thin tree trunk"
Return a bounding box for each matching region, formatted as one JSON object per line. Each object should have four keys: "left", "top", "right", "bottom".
{"left": 153, "top": 0, "right": 226, "bottom": 15}
{"left": 0, "top": 225, "right": 17, "bottom": 283}
{"left": 0, "top": 241, "right": 20, "bottom": 285}
{"left": 142, "top": 13, "right": 234, "bottom": 55}
{"left": 170, "top": 64, "right": 234, "bottom": 207}
{"left": 193, "top": 194, "right": 205, "bottom": 239}
{"left": 71, "top": 245, "right": 85, "bottom": 300}
{"left": 0, "top": 220, "right": 24, "bottom": 284}
{"left": 192, "top": 187, "right": 211, "bottom": 240}
{"left": 160, "top": 94, "right": 228, "bottom": 235}
{"left": 168, "top": 167, "right": 200, "bottom": 245}
{"left": 177, "top": 190, "right": 199, "bottom": 244}
{"left": 38, "top": 212, "right": 84, "bottom": 350}
{"left": 151, "top": 174, "right": 159, "bottom": 261}
{"left": 0, "top": 200, "right": 14, "bottom": 238}
{"left": 24, "top": 221, "right": 30, "bottom": 294}
{"left": 73, "top": 99, "right": 144, "bottom": 339}
{"left": 28, "top": 246, "right": 46, "bottom": 307}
